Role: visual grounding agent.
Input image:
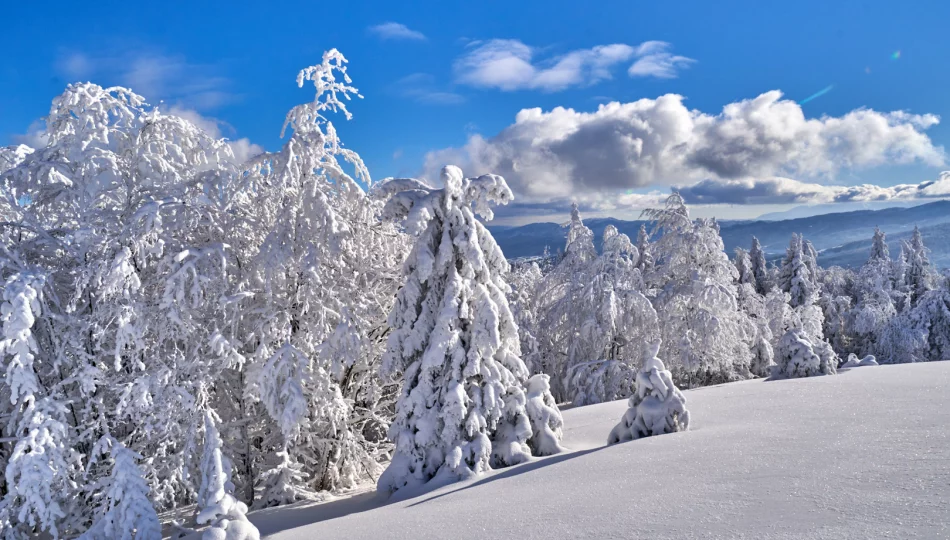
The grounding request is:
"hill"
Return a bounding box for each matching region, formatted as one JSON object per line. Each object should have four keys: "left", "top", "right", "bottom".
{"left": 250, "top": 362, "right": 950, "bottom": 539}
{"left": 489, "top": 200, "right": 950, "bottom": 267}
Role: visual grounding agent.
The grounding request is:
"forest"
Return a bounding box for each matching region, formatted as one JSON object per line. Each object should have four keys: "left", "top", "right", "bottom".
{"left": 0, "top": 50, "right": 947, "bottom": 539}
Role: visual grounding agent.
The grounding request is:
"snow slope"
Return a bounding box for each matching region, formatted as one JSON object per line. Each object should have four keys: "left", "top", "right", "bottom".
{"left": 250, "top": 363, "right": 950, "bottom": 539}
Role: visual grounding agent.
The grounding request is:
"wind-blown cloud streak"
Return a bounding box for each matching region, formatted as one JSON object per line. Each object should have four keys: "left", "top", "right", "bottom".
{"left": 368, "top": 22, "right": 427, "bottom": 41}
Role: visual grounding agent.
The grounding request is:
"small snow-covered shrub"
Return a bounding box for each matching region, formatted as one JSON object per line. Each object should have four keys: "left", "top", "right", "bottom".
{"left": 841, "top": 354, "right": 879, "bottom": 368}
{"left": 607, "top": 341, "right": 690, "bottom": 444}
{"left": 525, "top": 374, "right": 564, "bottom": 456}
{"left": 773, "top": 329, "right": 836, "bottom": 379}
{"left": 567, "top": 359, "right": 637, "bottom": 407}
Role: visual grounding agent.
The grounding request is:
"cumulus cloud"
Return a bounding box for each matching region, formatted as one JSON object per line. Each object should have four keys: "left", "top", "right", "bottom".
{"left": 454, "top": 39, "right": 690, "bottom": 92}
{"left": 422, "top": 90, "right": 944, "bottom": 209}
{"left": 368, "top": 22, "right": 426, "bottom": 41}
{"left": 678, "top": 174, "right": 950, "bottom": 206}
{"left": 164, "top": 106, "right": 263, "bottom": 163}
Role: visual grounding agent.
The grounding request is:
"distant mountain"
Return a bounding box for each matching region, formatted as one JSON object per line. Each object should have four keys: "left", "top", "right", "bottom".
{"left": 489, "top": 200, "right": 950, "bottom": 268}
{"left": 755, "top": 200, "right": 929, "bottom": 221}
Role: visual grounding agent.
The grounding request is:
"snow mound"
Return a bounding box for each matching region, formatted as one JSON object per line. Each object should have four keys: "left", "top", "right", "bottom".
{"left": 251, "top": 362, "right": 950, "bottom": 540}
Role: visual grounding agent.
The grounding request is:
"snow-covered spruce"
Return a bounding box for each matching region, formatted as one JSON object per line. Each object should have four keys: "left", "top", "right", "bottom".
{"left": 196, "top": 411, "right": 260, "bottom": 540}
{"left": 80, "top": 437, "right": 162, "bottom": 540}
{"left": 772, "top": 328, "right": 836, "bottom": 379}
{"left": 607, "top": 341, "right": 690, "bottom": 444}
{"left": 566, "top": 359, "right": 637, "bottom": 407}
{"left": 377, "top": 165, "right": 560, "bottom": 494}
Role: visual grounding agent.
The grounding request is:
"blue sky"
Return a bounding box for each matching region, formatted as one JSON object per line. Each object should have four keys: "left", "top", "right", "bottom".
{"left": 3, "top": 0, "right": 949, "bottom": 223}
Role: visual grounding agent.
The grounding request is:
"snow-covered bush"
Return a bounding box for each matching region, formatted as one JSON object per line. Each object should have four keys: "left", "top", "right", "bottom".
{"left": 566, "top": 359, "right": 637, "bottom": 407}
{"left": 841, "top": 354, "right": 879, "bottom": 368}
{"left": 772, "top": 329, "right": 836, "bottom": 379}
{"left": 524, "top": 374, "right": 565, "bottom": 456}
{"left": 607, "top": 341, "right": 690, "bottom": 444}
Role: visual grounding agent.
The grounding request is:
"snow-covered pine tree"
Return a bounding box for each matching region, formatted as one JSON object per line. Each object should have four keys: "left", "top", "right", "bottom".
{"left": 377, "top": 165, "right": 542, "bottom": 494}
{"left": 773, "top": 328, "right": 836, "bottom": 379}
{"left": 778, "top": 234, "right": 818, "bottom": 309}
{"left": 196, "top": 411, "right": 260, "bottom": 540}
{"left": 635, "top": 224, "right": 655, "bottom": 276}
{"left": 734, "top": 247, "right": 755, "bottom": 286}
{"left": 81, "top": 437, "right": 162, "bottom": 540}
{"left": 607, "top": 341, "right": 690, "bottom": 444}
{"left": 905, "top": 226, "right": 936, "bottom": 307}
{"left": 851, "top": 229, "right": 899, "bottom": 356}
{"left": 749, "top": 237, "right": 770, "bottom": 295}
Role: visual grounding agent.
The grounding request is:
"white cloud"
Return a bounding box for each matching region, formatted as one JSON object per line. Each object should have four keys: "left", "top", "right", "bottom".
{"left": 628, "top": 41, "right": 695, "bottom": 79}
{"left": 454, "top": 40, "right": 636, "bottom": 91}
{"left": 394, "top": 73, "right": 465, "bottom": 105}
{"left": 678, "top": 174, "right": 950, "bottom": 206}
{"left": 368, "top": 22, "right": 427, "bottom": 41}
{"left": 164, "top": 106, "right": 263, "bottom": 163}
{"left": 422, "top": 90, "right": 944, "bottom": 210}
{"left": 453, "top": 39, "right": 694, "bottom": 92}
{"left": 12, "top": 119, "right": 50, "bottom": 149}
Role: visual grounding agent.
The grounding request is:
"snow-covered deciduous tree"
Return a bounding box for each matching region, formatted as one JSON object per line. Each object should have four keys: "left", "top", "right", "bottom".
{"left": 508, "top": 261, "right": 544, "bottom": 374}
{"left": 567, "top": 359, "right": 637, "bottom": 407}
{"left": 377, "top": 165, "right": 543, "bottom": 494}
{"left": 0, "top": 48, "right": 411, "bottom": 531}
{"left": 644, "top": 193, "right": 754, "bottom": 386}
{"left": 773, "top": 328, "right": 836, "bottom": 379}
{"left": 607, "top": 341, "right": 690, "bottom": 444}
{"left": 81, "top": 437, "right": 162, "bottom": 540}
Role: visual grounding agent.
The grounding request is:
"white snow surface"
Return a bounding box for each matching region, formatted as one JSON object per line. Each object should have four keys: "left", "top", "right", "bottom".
{"left": 250, "top": 362, "right": 950, "bottom": 539}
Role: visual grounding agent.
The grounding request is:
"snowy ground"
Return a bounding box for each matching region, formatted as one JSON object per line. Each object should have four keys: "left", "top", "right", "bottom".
{"left": 249, "top": 362, "right": 950, "bottom": 539}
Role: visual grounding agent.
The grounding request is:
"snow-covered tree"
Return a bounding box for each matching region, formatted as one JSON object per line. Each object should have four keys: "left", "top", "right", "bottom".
{"left": 81, "top": 437, "right": 162, "bottom": 540}
{"left": 734, "top": 247, "right": 755, "bottom": 286}
{"left": 635, "top": 224, "right": 655, "bottom": 276}
{"left": 377, "top": 165, "right": 542, "bottom": 494}
{"left": 773, "top": 328, "right": 836, "bottom": 379}
{"left": 778, "top": 234, "right": 818, "bottom": 309}
{"left": 607, "top": 341, "right": 690, "bottom": 444}
{"left": 196, "top": 411, "right": 260, "bottom": 540}
{"left": 508, "top": 261, "right": 544, "bottom": 374}
{"left": 644, "top": 193, "right": 755, "bottom": 386}
{"left": 524, "top": 374, "right": 564, "bottom": 456}
{"left": 851, "top": 229, "right": 900, "bottom": 356}
{"left": 905, "top": 226, "right": 936, "bottom": 307}
{"left": 749, "top": 237, "right": 770, "bottom": 295}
